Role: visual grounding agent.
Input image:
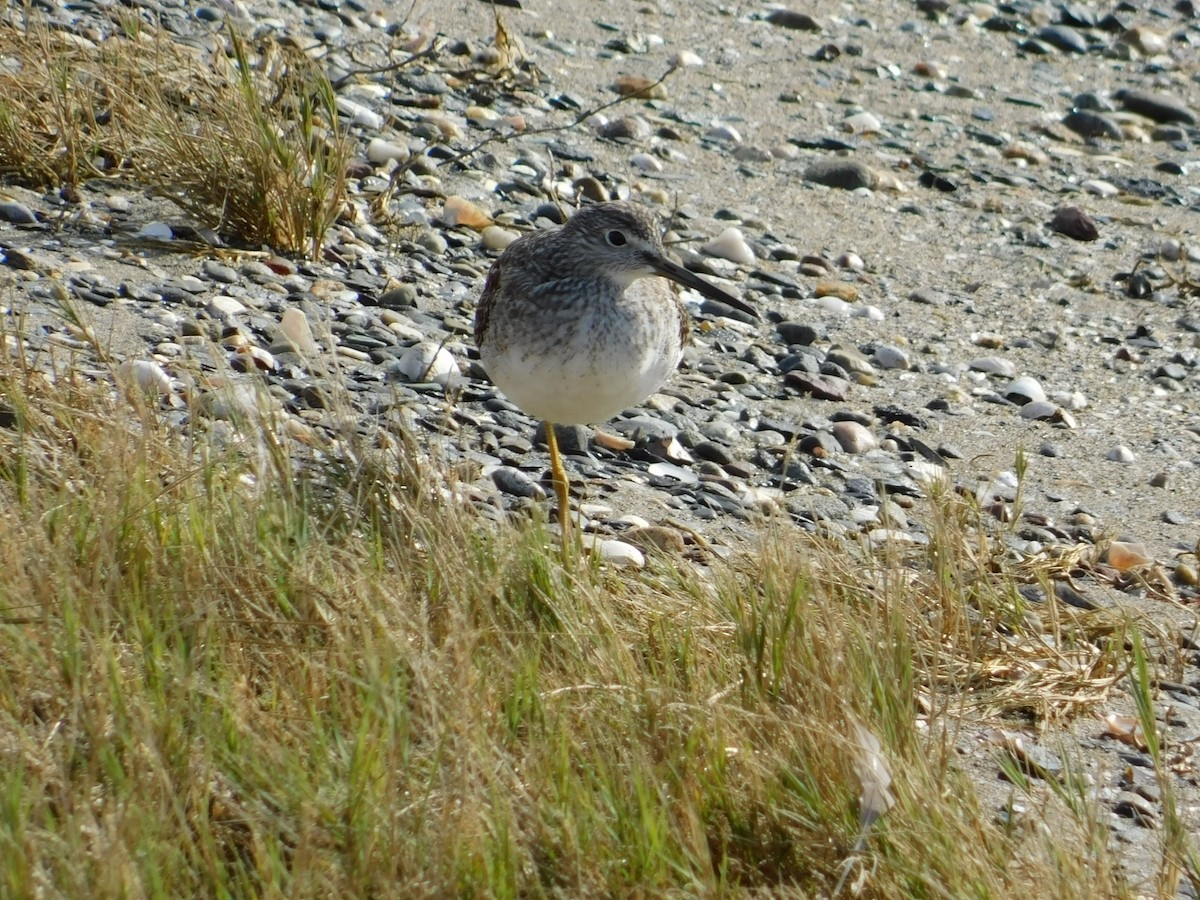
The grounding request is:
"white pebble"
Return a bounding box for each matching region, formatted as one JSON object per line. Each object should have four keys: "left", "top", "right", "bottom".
{"left": 231, "top": 345, "right": 276, "bottom": 372}
{"left": 1051, "top": 390, "right": 1088, "bottom": 410}
{"left": 395, "top": 341, "right": 459, "bottom": 387}
{"left": 816, "top": 295, "right": 850, "bottom": 316}
{"left": 335, "top": 97, "right": 383, "bottom": 129}
{"left": 968, "top": 356, "right": 1017, "bottom": 377}
{"left": 1005, "top": 375, "right": 1046, "bottom": 404}
{"left": 116, "top": 359, "right": 172, "bottom": 397}
{"left": 843, "top": 111, "right": 882, "bottom": 134}
{"left": 465, "top": 104, "right": 498, "bottom": 123}
{"left": 647, "top": 461, "right": 699, "bottom": 485}
{"left": 1018, "top": 400, "right": 1059, "bottom": 420}
{"left": 1106, "top": 445, "right": 1136, "bottom": 463}
{"left": 871, "top": 344, "right": 910, "bottom": 369}
{"left": 701, "top": 227, "right": 756, "bottom": 265}
{"left": 671, "top": 49, "right": 704, "bottom": 68}
{"left": 704, "top": 123, "right": 742, "bottom": 144}
{"left": 137, "top": 221, "right": 174, "bottom": 241}
{"left": 207, "top": 296, "right": 247, "bottom": 318}
{"left": 589, "top": 538, "right": 646, "bottom": 569}
{"left": 366, "top": 138, "right": 409, "bottom": 165}
{"left": 1082, "top": 179, "right": 1119, "bottom": 198}
{"left": 630, "top": 153, "right": 663, "bottom": 172}
{"left": 867, "top": 529, "right": 927, "bottom": 548}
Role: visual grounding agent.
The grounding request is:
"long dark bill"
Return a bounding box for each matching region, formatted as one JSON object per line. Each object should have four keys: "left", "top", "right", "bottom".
{"left": 649, "top": 254, "right": 760, "bottom": 319}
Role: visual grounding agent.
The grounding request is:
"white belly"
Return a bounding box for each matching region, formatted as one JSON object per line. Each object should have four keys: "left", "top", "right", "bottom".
{"left": 481, "top": 278, "right": 684, "bottom": 425}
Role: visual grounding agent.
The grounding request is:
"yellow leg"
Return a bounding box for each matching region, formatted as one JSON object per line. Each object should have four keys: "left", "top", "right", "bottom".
{"left": 544, "top": 421, "right": 571, "bottom": 539}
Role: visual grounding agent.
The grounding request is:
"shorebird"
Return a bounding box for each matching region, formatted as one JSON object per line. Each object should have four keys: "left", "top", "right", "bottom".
{"left": 474, "top": 201, "right": 758, "bottom": 538}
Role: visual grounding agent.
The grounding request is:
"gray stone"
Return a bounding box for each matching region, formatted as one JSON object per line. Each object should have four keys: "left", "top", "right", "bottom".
{"left": 1115, "top": 89, "right": 1196, "bottom": 126}
{"left": 803, "top": 159, "right": 874, "bottom": 191}
{"left": 0, "top": 202, "right": 37, "bottom": 225}
{"left": 491, "top": 466, "right": 545, "bottom": 499}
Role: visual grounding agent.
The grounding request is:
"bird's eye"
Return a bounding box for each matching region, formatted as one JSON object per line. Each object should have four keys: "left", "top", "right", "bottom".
{"left": 606, "top": 230, "right": 627, "bottom": 247}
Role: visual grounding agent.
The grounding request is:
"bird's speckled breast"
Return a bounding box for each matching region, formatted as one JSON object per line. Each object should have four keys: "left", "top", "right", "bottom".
{"left": 480, "top": 275, "right": 685, "bottom": 425}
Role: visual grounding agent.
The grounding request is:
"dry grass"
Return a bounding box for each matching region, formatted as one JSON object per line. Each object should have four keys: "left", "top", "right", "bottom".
{"left": 0, "top": 337, "right": 1162, "bottom": 897}
{"left": 0, "top": 14, "right": 348, "bottom": 256}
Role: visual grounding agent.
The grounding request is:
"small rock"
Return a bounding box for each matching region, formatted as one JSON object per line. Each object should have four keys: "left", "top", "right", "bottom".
{"left": 776, "top": 321, "right": 819, "bottom": 345}
{"left": 116, "top": 359, "right": 172, "bottom": 399}
{"left": 279, "top": 308, "right": 318, "bottom": 354}
{"left": 867, "top": 529, "right": 925, "bottom": 548}
{"left": 0, "top": 202, "right": 37, "bottom": 225}
{"left": 1050, "top": 207, "right": 1099, "bottom": 241}
{"left": 201, "top": 260, "right": 239, "bottom": 284}
{"left": 613, "top": 75, "right": 667, "bottom": 100}
{"left": 1106, "top": 445, "right": 1136, "bottom": 463}
{"left": 138, "top": 221, "right": 175, "bottom": 241}
{"left": 1062, "top": 110, "right": 1123, "bottom": 141}
{"left": 376, "top": 284, "right": 418, "bottom": 309}
{"left": 441, "top": 196, "right": 493, "bottom": 230}
{"left": 482, "top": 225, "right": 520, "bottom": 251}
{"left": 798, "top": 431, "right": 841, "bottom": 457}
{"left": 1116, "top": 27, "right": 1170, "bottom": 58}
{"left": 815, "top": 280, "right": 858, "bottom": 302}
{"left": 1018, "top": 400, "right": 1060, "bottom": 421}
{"left": 1002, "top": 141, "right": 1050, "bottom": 165}
{"left": 1177, "top": 563, "right": 1198, "bottom": 587}
{"left": 784, "top": 371, "right": 852, "bottom": 401}
{"left": 392, "top": 342, "right": 459, "bottom": 387}
{"left": 968, "top": 356, "right": 1018, "bottom": 377}
{"left": 831, "top": 420, "right": 878, "bottom": 453}
{"left": 842, "top": 111, "right": 882, "bottom": 134}
{"left": 491, "top": 466, "right": 545, "bottom": 499}
{"left": 415, "top": 229, "right": 448, "bottom": 256}
{"left": 704, "top": 123, "right": 743, "bottom": 144}
{"left": 588, "top": 538, "right": 646, "bottom": 569}
{"left": 804, "top": 159, "right": 874, "bottom": 190}
{"left": 826, "top": 345, "right": 874, "bottom": 376}
{"left": 766, "top": 9, "right": 822, "bottom": 30}
{"left": 1036, "top": 24, "right": 1088, "bottom": 53}
{"left": 670, "top": 50, "right": 704, "bottom": 68}
{"left": 1004, "top": 376, "right": 1046, "bottom": 405}
{"left": 199, "top": 381, "right": 274, "bottom": 420}
{"left": 1082, "top": 179, "right": 1119, "bottom": 198}
{"left": 630, "top": 153, "right": 663, "bottom": 173}
{"left": 335, "top": 97, "right": 383, "bottom": 129}
{"left": 366, "top": 138, "right": 410, "bottom": 165}
{"left": 207, "top": 296, "right": 247, "bottom": 318}
{"left": 622, "top": 525, "right": 686, "bottom": 553}
{"left": 598, "top": 116, "right": 652, "bottom": 142}
{"left": 1114, "top": 89, "right": 1196, "bottom": 126}
{"left": 871, "top": 344, "right": 910, "bottom": 370}
{"left": 701, "top": 228, "right": 756, "bottom": 265}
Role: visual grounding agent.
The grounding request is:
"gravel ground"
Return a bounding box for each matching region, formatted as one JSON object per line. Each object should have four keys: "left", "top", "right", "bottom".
{"left": 2, "top": 0, "right": 1199, "bottom": 889}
